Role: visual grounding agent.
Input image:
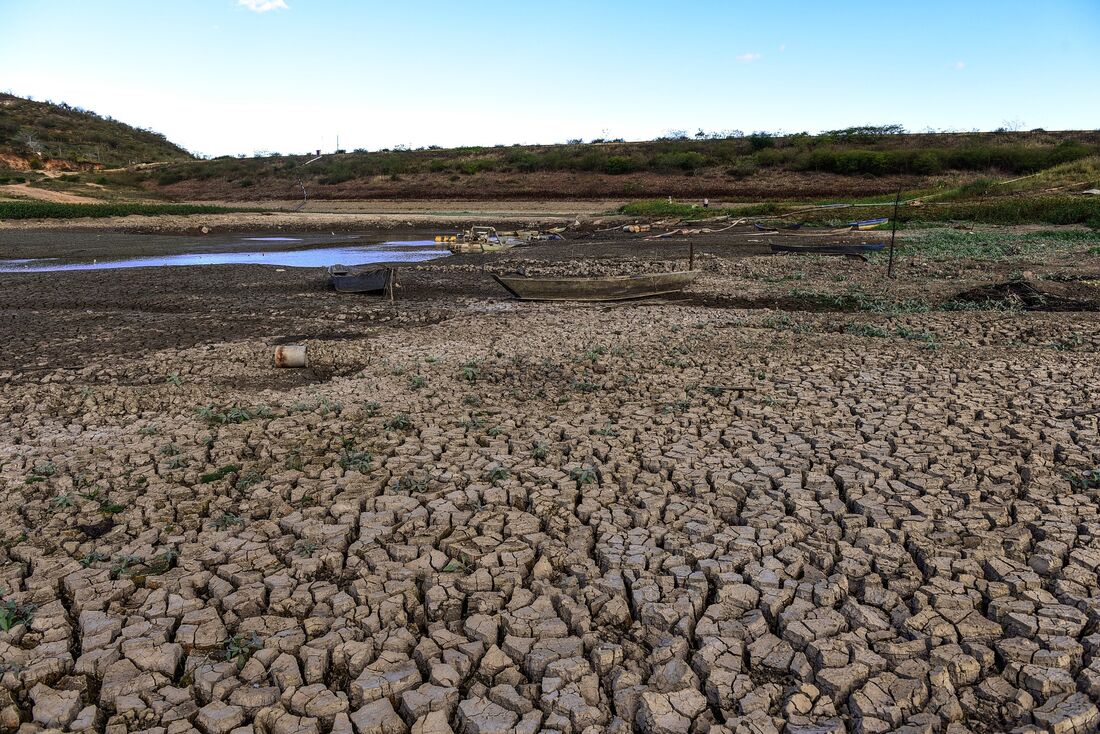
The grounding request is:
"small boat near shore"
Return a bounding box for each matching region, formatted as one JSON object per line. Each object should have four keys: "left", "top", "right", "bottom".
{"left": 770, "top": 242, "right": 886, "bottom": 256}
{"left": 327, "top": 264, "right": 392, "bottom": 294}
{"left": 754, "top": 221, "right": 802, "bottom": 232}
{"left": 848, "top": 217, "right": 889, "bottom": 230}
{"left": 492, "top": 270, "right": 699, "bottom": 301}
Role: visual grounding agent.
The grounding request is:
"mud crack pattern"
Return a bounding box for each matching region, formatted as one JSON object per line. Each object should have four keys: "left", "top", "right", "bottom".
{"left": 1, "top": 302, "right": 1099, "bottom": 734}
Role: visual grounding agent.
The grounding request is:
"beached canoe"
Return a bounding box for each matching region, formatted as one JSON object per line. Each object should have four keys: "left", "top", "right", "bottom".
{"left": 770, "top": 242, "right": 886, "bottom": 256}
{"left": 754, "top": 221, "right": 802, "bottom": 231}
{"left": 848, "top": 217, "right": 889, "bottom": 230}
{"left": 492, "top": 270, "right": 699, "bottom": 301}
{"left": 327, "top": 264, "right": 392, "bottom": 294}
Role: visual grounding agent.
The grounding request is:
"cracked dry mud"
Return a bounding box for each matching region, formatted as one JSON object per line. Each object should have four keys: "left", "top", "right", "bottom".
{"left": 1, "top": 245, "right": 1100, "bottom": 734}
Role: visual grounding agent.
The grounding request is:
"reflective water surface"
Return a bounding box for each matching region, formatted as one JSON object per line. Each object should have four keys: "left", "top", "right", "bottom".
{"left": 0, "top": 238, "right": 450, "bottom": 272}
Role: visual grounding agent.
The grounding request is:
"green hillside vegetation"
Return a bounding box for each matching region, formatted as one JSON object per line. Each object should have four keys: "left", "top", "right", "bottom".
{"left": 134, "top": 126, "right": 1100, "bottom": 187}
{"left": 0, "top": 93, "right": 193, "bottom": 168}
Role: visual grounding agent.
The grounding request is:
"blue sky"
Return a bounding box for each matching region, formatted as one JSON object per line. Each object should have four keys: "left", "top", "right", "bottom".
{"left": 1, "top": 1, "right": 1097, "bottom": 157}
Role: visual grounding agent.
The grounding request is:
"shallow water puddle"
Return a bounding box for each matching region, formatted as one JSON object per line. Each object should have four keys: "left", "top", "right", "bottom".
{"left": 0, "top": 240, "right": 450, "bottom": 272}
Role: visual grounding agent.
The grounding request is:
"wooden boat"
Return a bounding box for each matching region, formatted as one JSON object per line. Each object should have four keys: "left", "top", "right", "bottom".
{"left": 327, "top": 264, "right": 392, "bottom": 294}
{"left": 754, "top": 221, "right": 802, "bottom": 231}
{"left": 770, "top": 242, "right": 885, "bottom": 256}
{"left": 492, "top": 270, "right": 699, "bottom": 301}
{"left": 848, "top": 217, "right": 889, "bottom": 230}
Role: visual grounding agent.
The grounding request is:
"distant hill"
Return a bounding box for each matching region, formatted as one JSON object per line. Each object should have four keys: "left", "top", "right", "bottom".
{"left": 141, "top": 126, "right": 1100, "bottom": 202}
{"left": 0, "top": 93, "right": 193, "bottom": 170}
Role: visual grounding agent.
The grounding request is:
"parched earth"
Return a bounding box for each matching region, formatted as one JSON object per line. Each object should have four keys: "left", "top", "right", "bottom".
{"left": 1, "top": 233, "right": 1099, "bottom": 734}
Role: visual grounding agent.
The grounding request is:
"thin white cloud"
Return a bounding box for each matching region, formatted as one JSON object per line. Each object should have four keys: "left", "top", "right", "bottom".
{"left": 954, "top": 61, "right": 966, "bottom": 70}
{"left": 237, "top": 0, "right": 288, "bottom": 12}
{"left": 778, "top": 43, "right": 786, "bottom": 52}
{"left": 737, "top": 53, "right": 762, "bottom": 63}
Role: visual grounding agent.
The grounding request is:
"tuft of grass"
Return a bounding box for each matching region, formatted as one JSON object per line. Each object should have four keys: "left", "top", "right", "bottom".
{"left": 390, "top": 475, "right": 427, "bottom": 493}
{"left": 51, "top": 493, "right": 75, "bottom": 509}
{"left": 442, "top": 554, "right": 472, "bottom": 574}
{"left": 99, "top": 500, "right": 125, "bottom": 515}
{"left": 581, "top": 345, "right": 608, "bottom": 363}
{"left": 570, "top": 465, "right": 598, "bottom": 485}
{"left": 532, "top": 441, "right": 550, "bottom": 461}
{"left": 338, "top": 448, "right": 373, "bottom": 473}
{"left": 196, "top": 404, "right": 270, "bottom": 426}
{"left": 460, "top": 360, "right": 480, "bottom": 382}
{"left": 200, "top": 464, "right": 240, "bottom": 483}
{"left": 79, "top": 549, "right": 108, "bottom": 567}
{"left": 151, "top": 548, "right": 179, "bottom": 572}
{"left": 109, "top": 554, "right": 141, "bottom": 579}
{"left": 484, "top": 465, "right": 510, "bottom": 485}
{"left": 306, "top": 397, "right": 343, "bottom": 416}
{"left": 408, "top": 375, "right": 427, "bottom": 390}
{"left": 0, "top": 592, "right": 36, "bottom": 632}
{"left": 166, "top": 372, "right": 183, "bottom": 387}
{"left": 235, "top": 469, "right": 264, "bottom": 491}
{"left": 224, "top": 632, "right": 262, "bottom": 669}
{"left": 211, "top": 512, "right": 245, "bottom": 530}
{"left": 940, "top": 177, "right": 998, "bottom": 200}
{"left": 1067, "top": 469, "right": 1100, "bottom": 490}
{"left": 662, "top": 398, "right": 692, "bottom": 414}
{"left": 845, "top": 323, "right": 890, "bottom": 338}
{"left": 595, "top": 421, "right": 619, "bottom": 437}
{"left": 25, "top": 462, "right": 58, "bottom": 485}
{"left": 294, "top": 541, "right": 318, "bottom": 557}
{"left": 463, "top": 415, "right": 486, "bottom": 430}
{"left": 384, "top": 414, "right": 413, "bottom": 431}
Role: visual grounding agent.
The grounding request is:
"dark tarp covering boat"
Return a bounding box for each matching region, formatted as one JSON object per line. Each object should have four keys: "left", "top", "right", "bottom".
{"left": 770, "top": 242, "right": 886, "bottom": 256}
{"left": 492, "top": 270, "right": 699, "bottom": 301}
{"left": 327, "top": 264, "right": 393, "bottom": 294}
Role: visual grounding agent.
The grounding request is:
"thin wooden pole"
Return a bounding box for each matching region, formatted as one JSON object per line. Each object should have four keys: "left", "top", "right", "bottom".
{"left": 887, "top": 189, "right": 901, "bottom": 279}
{"left": 689, "top": 242, "right": 695, "bottom": 271}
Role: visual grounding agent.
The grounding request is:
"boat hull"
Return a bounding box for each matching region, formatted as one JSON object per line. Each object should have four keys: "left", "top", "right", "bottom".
{"left": 327, "top": 265, "right": 392, "bottom": 294}
{"left": 770, "top": 242, "right": 885, "bottom": 255}
{"left": 493, "top": 271, "right": 699, "bottom": 301}
{"left": 848, "top": 217, "right": 889, "bottom": 230}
